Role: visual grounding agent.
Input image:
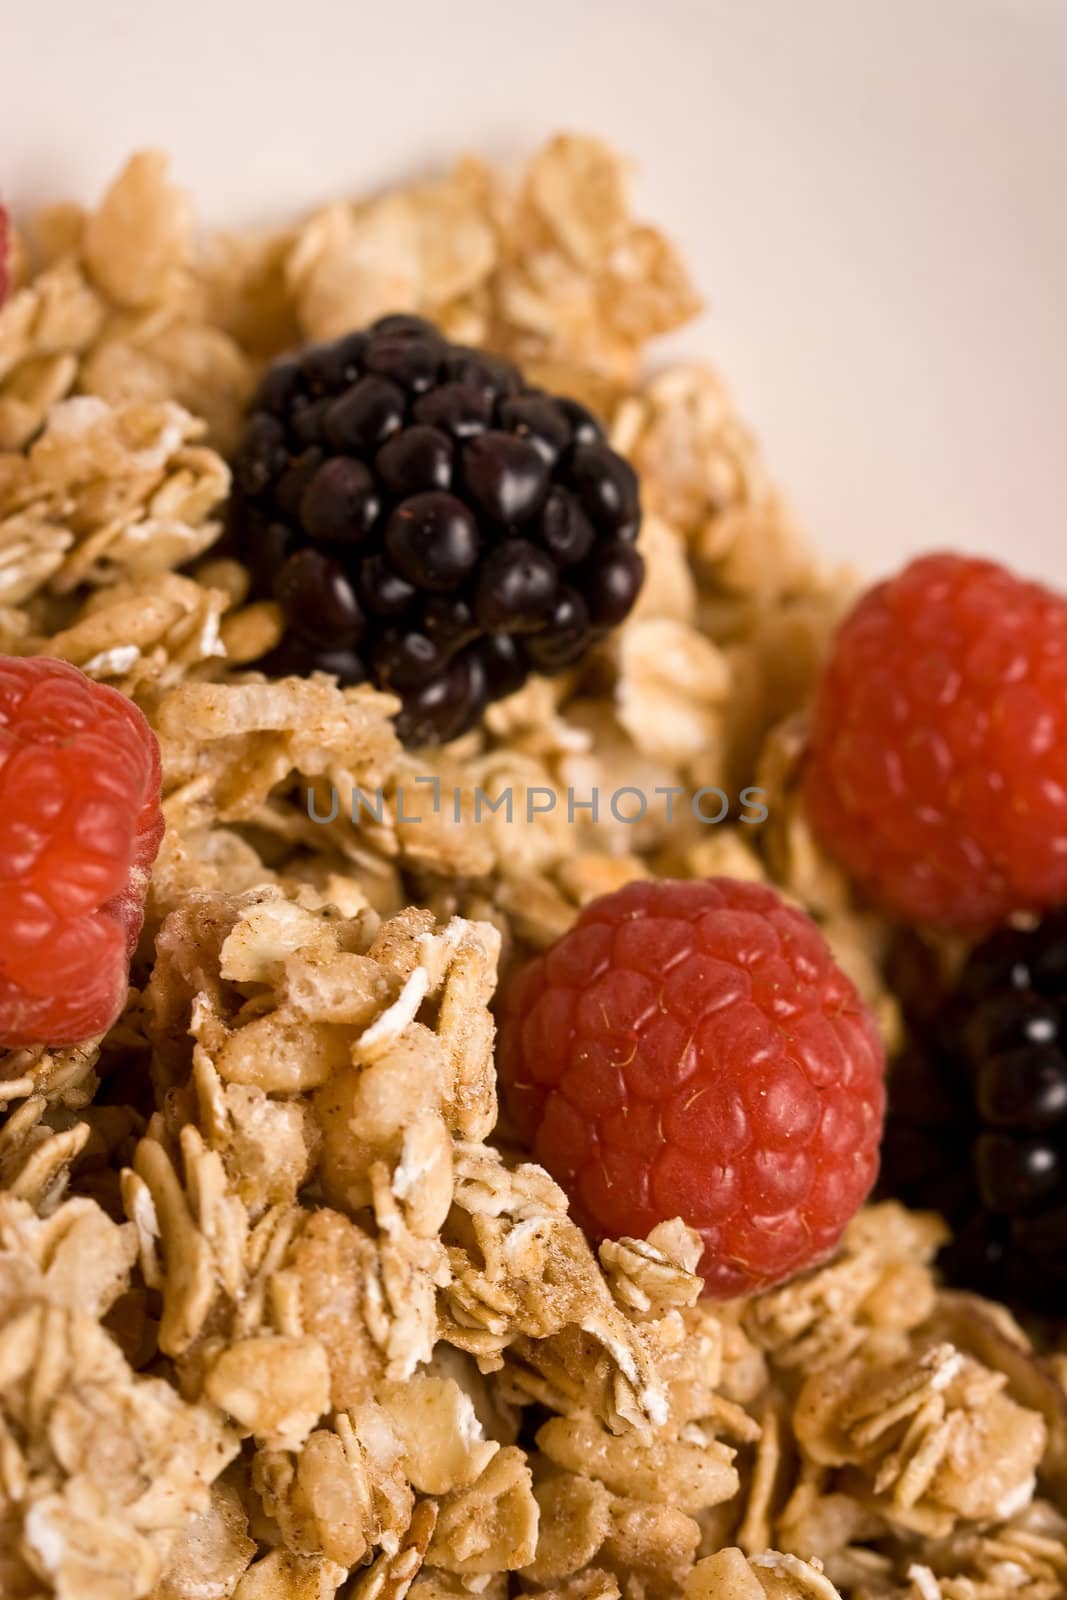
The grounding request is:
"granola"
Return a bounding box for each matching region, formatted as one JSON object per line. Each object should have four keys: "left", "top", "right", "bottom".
{"left": 0, "top": 135, "right": 1062, "bottom": 1600}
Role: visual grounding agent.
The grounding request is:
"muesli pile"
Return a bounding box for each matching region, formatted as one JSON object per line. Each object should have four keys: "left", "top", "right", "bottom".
{"left": 1, "top": 137, "right": 1066, "bottom": 1600}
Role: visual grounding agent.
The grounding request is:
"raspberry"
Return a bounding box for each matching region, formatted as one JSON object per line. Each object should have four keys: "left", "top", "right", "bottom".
{"left": 0, "top": 657, "right": 164, "bottom": 1048}
{"left": 804, "top": 553, "right": 1067, "bottom": 931}
{"left": 497, "top": 877, "right": 886, "bottom": 1297}
{"left": 881, "top": 910, "right": 1067, "bottom": 1314}
{"left": 228, "top": 316, "right": 644, "bottom": 745}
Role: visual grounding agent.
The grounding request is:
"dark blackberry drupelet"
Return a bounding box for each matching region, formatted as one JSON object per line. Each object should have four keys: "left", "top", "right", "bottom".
{"left": 880, "top": 910, "right": 1067, "bottom": 1313}
{"left": 230, "top": 316, "right": 645, "bottom": 744}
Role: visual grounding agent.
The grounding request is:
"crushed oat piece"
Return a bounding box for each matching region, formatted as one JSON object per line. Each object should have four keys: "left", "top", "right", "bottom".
{"left": 521, "top": 1571, "right": 620, "bottom": 1600}
{"left": 254, "top": 1427, "right": 373, "bottom": 1568}
{"left": 286, "top": 161, "right": 495, "bottom": 345}
{"left": 204, "top": 1335, "right": 330, "bottom": 1447}
{"left": 686, "top": 1548, "right": 844, "bottom": 1600}
{"left": 155, "top": 675, "right": 400, "bottom": 833}
{"left": 441, "top": 1144, "right": 667, "bottom": 1430}
{"left": 748, "top": 1551, "right": 843, "bottom": 1600}
{"left": 123, "top": 1122, "right": 247, "bottom": 1355}
{"left": 363, "top": 1160, "right": 451, "bottom": 1379}
{"left": 922, "top": 1291, "right": 1067, "bottom": 1500}
{"left": 0, "top": 1297, "right": 237, "bottom": 1600}
{"left": 0, "top": 260, "right": 103, "bottom": 446}
{"left": 599, "top": 1220, "right": 705, "bottom": 1320}
{"left": 736, "top": 1406, "right": 783, "bottom": 1555}
{"left": 193, "top": 1054, "right": 320, "bottom": 1216}
{"left": 83, "top": 152, "right": 195, "bottom": 309}
{"left": 745, "top": 1204, "right": 947, "bottom": 1375}
{"left": 380, "top": 1375, "right": 499, "bottom": 1495}
{"left": 630, "top": 511, "right": 699, "bottom": 624}
{"left": 43, "top": 570, "right": 228, "bottom": 693}
{"left": 537, "top": 1416, "right": 738, "bottom": 1515}
{"left": 231, "top": 1550, "right": 349, "bottom": 1600}
{"left": 601, "top": 1495, "right": 703, "bottom": 1588}
{"left": 425, "top": 1446, "right": 538, "bottom": 1574}
{"left": 774, "top": 1468, "right": 890, "bottom": 1592}
{"left": 615, "top": 616, "right": 732, "bottom": 768}
{"left": 0, "top": 394, "right": 228, "bottom": 604}
{"left": 155, "top": 1476, "right": 256, "bottom": 1599}
{"left": 794, "top": 1344, "right": 1046, "bottom": 1536}
{"left": 279, "top": 1207, "right": 383, "bottom": 1409}
{"left": 499, "top": 135, "right": 699, "bottom": 383}
{"left": 350, "top": 1500, "right": 438, "bottom": 1600}
{"left": 0, "top": 1193, "right": 136, "bottom": 1316}
{"left": 80, "top": 313, "right": 255, "bottom": 455}
{"left": 902, "top": 1499, "right": 1067, "bottom": 1599}
{"left": 522, "top": 1474, "right": 614, "bottom": 1583}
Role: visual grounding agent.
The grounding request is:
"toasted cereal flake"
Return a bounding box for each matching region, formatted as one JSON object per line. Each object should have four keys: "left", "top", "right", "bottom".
{"left": 0, "top": 1193, "right": 137, "bottom": 1317}
{"left": 365, "top": 1161, "right": 450, "bottom": 1379}
{"left": 630, "top": 512, "right": 699, "bottom": 624}
{"left": 1, "top": 1299, "right": 237, "bottom": 1600}
{"left": 79, "top": 317, "right": 255, "bottom": 454}
{"left": 425, "top": 1447, "right": 538, "bottom": 1574}
{"left": 409, "top": 175, "right": 497, "bottom": 305}
{"left": 685, "top": 1549, "right": 848, "bottom": 1600}
{"left": 155, "top": 1477, "right": 257, "bottom": 1599}
{"left": 497, "top": 138, "right": 698, "bottom": 383}
{"left": 526, "top": 135, "right": 631, "bottom": 270}
{"left": 442, "top": 1145, "right": 668, "bottom": 1429}
{"left": 0, "top": 394, "right": 229, "bottom": 603}
{"left": 615, "top": 616, "right": 732, "bottom": 765}
{"left": 0, "top": 1103, "right": 91, "bottom": 1211}
{"left": 749, "top": 1551, "right": 843, "bottom": 1599}
{"left": 599, "top": 1220, "right": 704, "bottom": 1320}
{"left": 380, "top": 1375, "right": 499, "bottom": 1495}
{"left": 536, "top": 1416, "right": 738, "bottom": 1515}
{"left": 126, "top": 1125, "right": 246, "bottom": 1355}
{"left": 45, "top": 571, "right": 228, "bottom": 691}
{"left": 205, "top": 1335, "right": 330, "bottom": 1447}
{"left": 192, "top": 226, "right": 299, "bottom": 355}
{"left": 31, "top": 201, "right": 86, "bottom": 264}
{"left": 288, "top": 197, "right": 422, "bottom": 341}
{"left": 220, "top": 597, "right": 284, "bottom": 664}
{"left": 522, "top": 1474, "right": 614, "bottom": 1583}
{"left": 686, "top": 1548, "right": 767, "bottom": 1600}
{"left": 253, "top": 1429, "right": 374, "bottom": 1568}
{"left": 83, "top": 151, "right": 195, "bottom": 308}
{"left": 745, "top": 1203, "right": 947, "bottom": 1375}
{"left": 350, "top": 1500, "right": 437, "bottom": 1600}
{"left": 604, "top": 1496, "right": 702, "bottom": 1585}
{"left": 0, "top": 350, "right": 79, "bottom": 449}
{"left": 0, "top": 259, "right": 104, "bottom": 385}
{"left": 793, "top": 1343, "right": 1045, "bottom": 1535}
{"left": 194, "top": 1056, "right": 319, "bottom": 1216}
{"left": 232, "top": 1550, "right": 349, "bottom": 1600}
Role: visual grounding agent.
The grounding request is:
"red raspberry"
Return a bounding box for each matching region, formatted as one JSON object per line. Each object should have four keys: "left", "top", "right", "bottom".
{"left": 497, "top": 877, "right": 885, "bottom": 1298}
{"left": 804, "top": 553, "right": 1067, "bottom": 931}
{"left": 0, "top": 657, "right": 164, "bottom": 1048}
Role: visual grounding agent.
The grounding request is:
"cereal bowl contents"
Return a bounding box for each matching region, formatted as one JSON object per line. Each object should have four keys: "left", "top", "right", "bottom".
{"left": 1, "top": 136, "right": 1066, "bottom": 1600}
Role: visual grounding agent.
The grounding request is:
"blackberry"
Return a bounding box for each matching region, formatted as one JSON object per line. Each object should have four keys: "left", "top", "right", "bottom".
{"left": 230, "top": 317, "right": 644, "bottom": 744}
{"left": 880, "top": 910, "right": 1067, "bottom": 1313}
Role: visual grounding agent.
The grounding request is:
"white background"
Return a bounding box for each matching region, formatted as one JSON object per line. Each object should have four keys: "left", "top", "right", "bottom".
{"left": 4, "top": 0, "right": 1066, "bottom": 583}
